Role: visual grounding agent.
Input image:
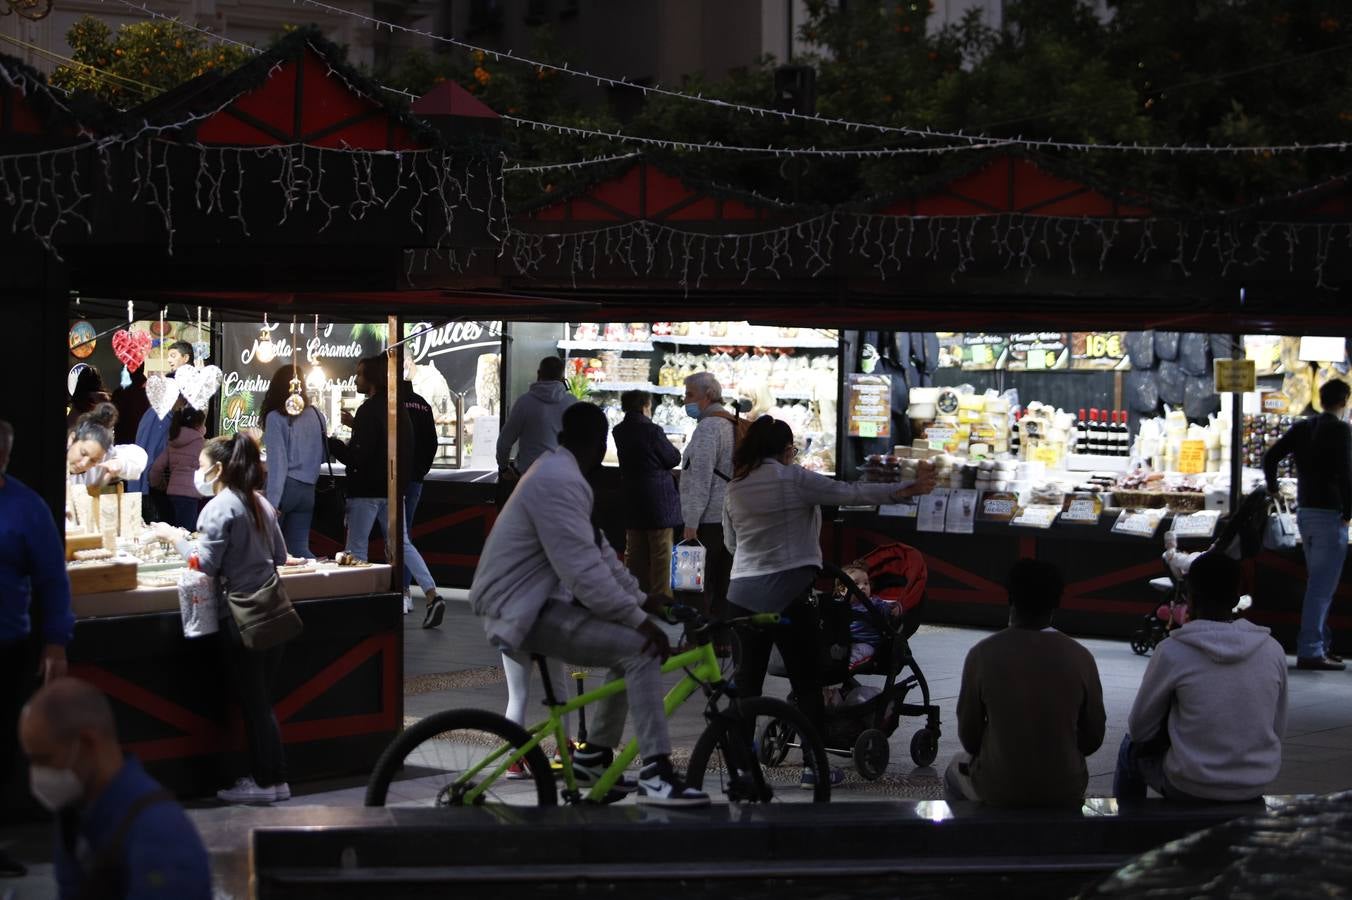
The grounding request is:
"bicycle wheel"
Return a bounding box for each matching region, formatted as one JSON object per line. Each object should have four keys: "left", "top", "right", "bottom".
{"left": 365, "top": 709, "right": 556, "bottom": 807}
{"left": 685, "top": 696, "right": 831, "bottom": 803}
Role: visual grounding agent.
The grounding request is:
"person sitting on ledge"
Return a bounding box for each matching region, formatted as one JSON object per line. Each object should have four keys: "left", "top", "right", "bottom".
{"left": 1115, "top": 551, "right": 1287, "bottom": 803}
{"left": 945, "top": 559, "right": 1106, "bottom": 808}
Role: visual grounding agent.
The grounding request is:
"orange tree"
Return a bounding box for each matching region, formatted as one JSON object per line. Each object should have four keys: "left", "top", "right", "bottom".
{"left": 51, "top": 16, "right": 249, "bottom": 105}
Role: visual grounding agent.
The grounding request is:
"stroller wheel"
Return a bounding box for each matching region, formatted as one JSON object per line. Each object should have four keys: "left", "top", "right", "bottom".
{"left": 853, "top": 729, "right": 890, "bottom": 781}
{"left": 755, "top": 718, "right": 795, "bottom": 768}
{"left": 1129, "top": 629, "right": 1153, "bottom": 657}
{"left": 909, "top": 728, "right": 939, "bottom": 768}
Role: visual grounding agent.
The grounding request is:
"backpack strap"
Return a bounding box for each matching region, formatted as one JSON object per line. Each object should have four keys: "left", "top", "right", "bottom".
{"left": 69, "top": 789, "right": 177, "bottom": 900}
{"left": 704, "top": 410, "right": 740, "bottom": 482}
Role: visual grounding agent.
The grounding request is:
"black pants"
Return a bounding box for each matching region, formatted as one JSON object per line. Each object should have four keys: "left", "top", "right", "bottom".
{"left": 0, "top": 638, "right": 37, "bottom": 818}
{"left": 694, "top": 523, "right": 733, "bottom": 621}
{"left": 728, "top": 590, "right": 825, "bottom": 764}
{"left": 221, "top": 616, "right": 287, "bottom": 788}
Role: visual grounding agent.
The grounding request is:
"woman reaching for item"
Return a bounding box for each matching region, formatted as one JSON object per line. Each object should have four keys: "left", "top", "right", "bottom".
{"left": 722, "top": 417, "right": 934, "bottom": 788}
{"left": 67, "top": 403, "right": 147, "bottom": 488}
{"left": 152, "top": 434, "right": 295, "bottom": 804}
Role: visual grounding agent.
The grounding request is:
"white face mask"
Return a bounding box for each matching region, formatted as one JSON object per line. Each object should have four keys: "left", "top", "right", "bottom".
{"left": 193, "top": 464, "right": 219, "bottom": 498}
{"left": 30, "top": 745, "right": 83, "bottom": 812}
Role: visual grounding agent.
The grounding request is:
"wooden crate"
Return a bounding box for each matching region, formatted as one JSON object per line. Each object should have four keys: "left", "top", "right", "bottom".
{"left": 68, "top": 561, "right": 138, "bottom": 596}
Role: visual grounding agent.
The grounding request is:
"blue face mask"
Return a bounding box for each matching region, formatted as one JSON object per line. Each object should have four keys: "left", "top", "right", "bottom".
{"left": 684, "top": 402, "right": 702, "bottom": 420}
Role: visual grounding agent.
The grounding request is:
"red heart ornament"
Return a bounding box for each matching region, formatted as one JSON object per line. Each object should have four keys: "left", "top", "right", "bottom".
{"left": 111, "top": 330, "right": 152, "bottom": 372}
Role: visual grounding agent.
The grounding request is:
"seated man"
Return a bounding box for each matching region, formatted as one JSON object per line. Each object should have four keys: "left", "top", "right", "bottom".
{"left": 19, "top": 678, "right": 211, "bottom": 900}
{"left": 469, "top": 402, "right": 708, "bottom": 807}
{"left": 945, "top": 559, "right": 1106, "bottom": 808}
{"left": 1116, "top": 551, "right": 1287, "bottom": 803}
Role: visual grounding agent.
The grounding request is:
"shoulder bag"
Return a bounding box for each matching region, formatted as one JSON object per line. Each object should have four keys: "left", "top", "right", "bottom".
{"left": 311, "top": 405, "right": 345, "bottom": 527}
{"left": 226, "top": 505, "right": 303, "bottom": 651}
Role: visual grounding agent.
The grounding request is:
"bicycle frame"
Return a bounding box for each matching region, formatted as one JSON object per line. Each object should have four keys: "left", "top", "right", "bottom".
{"left": 457, "top": 641, "right": 724, "bottom": 805}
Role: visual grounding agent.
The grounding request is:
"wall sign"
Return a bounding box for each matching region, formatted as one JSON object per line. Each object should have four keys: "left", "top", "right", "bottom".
{"left": 1071, "top": 332, "right": 1128, "bottom": 371}
{"left": 847, "top": 373, "right": 892, "bottom": 439}
{"left": 1006, "top": 333, "right": 1070, "bottom": 371}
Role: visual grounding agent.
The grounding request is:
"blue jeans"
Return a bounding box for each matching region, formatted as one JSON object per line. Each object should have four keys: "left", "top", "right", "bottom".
{"left": 167, "top": 495, "right": 201, "bottom": 531}
{"left": 1296, "top": 508, "right": 1347, "bottom": 659}
{"left": 345, "top": 497, "right": 436, "bottom": 594}
{"left": 1112, "top": 734, "right": 1202, "bottom": 802}
{"left": 402, "top": 481, "right": 424, "bottom": 591}
{"left": 277, "top": 478, "right": 316, "bottom": 559}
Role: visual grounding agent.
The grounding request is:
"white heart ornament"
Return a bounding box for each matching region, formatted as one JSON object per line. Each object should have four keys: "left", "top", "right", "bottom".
{"left": 146, "top": 374, "right": 180, "bottom": 419}
{"left": 176, "top": 365, "right": 222, "bottom": 412}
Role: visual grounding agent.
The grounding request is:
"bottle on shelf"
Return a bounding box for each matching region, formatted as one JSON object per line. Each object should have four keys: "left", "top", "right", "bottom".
{"left": 1086, "top": 409, "right": 1100, "bottom": 454}
{"left": 1109, "top": 410, "right": 1124, "bottom": 456}
{"left": 1010, "top": 410, "right": 1022, "bottom": 459}
{"left": 1075, "top": 408, "right": 1088, "bottom": 455}
{"left": 1118, "top": 410, "right": 1132, "bottom": 456}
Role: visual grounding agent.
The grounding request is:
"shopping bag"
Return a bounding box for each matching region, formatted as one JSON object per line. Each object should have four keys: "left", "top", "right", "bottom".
{"left": 178, "top": 566, "right": 219, "bottom": 638}
{"left": 1263, "top": 496, "right": 1300, "bottom": 551}
{"left": 670, "top": 540, "right": 707, "bottom": 593}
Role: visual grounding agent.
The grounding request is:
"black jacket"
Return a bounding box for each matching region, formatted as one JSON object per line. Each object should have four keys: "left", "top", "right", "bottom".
{"left": 330, "top": 394, "right": 414, "bottom": 499}
{"left": 1263, "top": 412, "right": 1352, "bottom": 519}
{"left": 613, "top": 411, "right": 682, "bottom": 530}
{"left": 403, "top": 388, "right": 437, "bottom": 483}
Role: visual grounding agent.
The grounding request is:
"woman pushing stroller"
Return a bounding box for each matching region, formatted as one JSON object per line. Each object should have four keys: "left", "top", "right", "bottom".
{"left": 721, "top": 417, "right": 935, "bottom": 788}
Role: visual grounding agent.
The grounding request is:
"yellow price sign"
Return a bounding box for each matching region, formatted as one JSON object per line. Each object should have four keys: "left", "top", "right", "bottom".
{"left": 1213, "top": 359, "right": 1256, "bottom": 394}
{"left": 1178, "top": 439, "right": 1207, "bottom": 474}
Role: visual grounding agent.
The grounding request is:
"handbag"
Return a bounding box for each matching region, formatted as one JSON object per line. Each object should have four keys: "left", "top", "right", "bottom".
{"left": 1263, "top": 495, "right": 1300, "bottom": 551}
{"left": 312, "top": 405, "right": 345, "bottom": 526}
{"left": 227, "top": 570, "right": 303, "bottom": 651}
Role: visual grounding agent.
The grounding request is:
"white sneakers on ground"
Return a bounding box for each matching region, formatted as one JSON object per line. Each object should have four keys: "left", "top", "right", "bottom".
{"left": 217, "top": 777, "right": 290, "bottom": 804}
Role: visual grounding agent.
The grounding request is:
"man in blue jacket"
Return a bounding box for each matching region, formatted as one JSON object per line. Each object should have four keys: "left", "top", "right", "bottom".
{"left": 0, "top": 419, "right": 74, "bottom": 877}
{"left": 613, "top": 391, "right": 681, "bottom": 597}
{"left": 20, "top": 678, "right": 211, "bottom": 899}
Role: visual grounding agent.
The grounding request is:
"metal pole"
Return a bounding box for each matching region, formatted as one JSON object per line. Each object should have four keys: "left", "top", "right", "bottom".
{"left": 1229, "top": 333, "right": 1243, "bottom": 515}
{"left": 387, "top": 315, "right": 405, "bottom": 591}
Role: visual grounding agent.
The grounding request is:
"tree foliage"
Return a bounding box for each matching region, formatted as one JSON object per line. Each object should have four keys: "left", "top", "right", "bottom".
{"left": 51, "top": 16, "right": 250, "bottom": 106}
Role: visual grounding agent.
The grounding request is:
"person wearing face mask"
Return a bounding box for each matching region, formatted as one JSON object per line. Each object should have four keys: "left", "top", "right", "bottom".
{"left": 1, "top": 420, "right": 74, "bottom": 878}
{"left": 678, "top": 372, "right": 737, "bottom": 620}
{"left": 19, "top": 677, "right": 210, "bottom": 899}
{"left": 132, "top": 340, "right": 195, "bottom": 523}
{"left": 1263, "top": 378, "right": 1352, "bottom": 671}
{"left": 722, "top": 416, "right": 936, "bottom": 789}
{"left": 152, "top": 435, "right": 293, "bottom": 804}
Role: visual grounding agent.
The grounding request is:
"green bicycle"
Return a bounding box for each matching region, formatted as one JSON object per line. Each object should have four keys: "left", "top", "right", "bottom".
{"left": 364, "top": 608, "right": 832, "bottom": 806}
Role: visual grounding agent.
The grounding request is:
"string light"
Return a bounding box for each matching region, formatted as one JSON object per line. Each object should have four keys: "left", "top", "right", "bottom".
{"left": 503, "top": 152, "right": 641, "bottom": 173}
{"left": 305, "top": 313, "right": 327, "bottom": 390}
{"left": 294, "top": 0, "right": 1352, "bottom": 157}
{"left": 255, "top": 312, "right": 276, "bottom": 364}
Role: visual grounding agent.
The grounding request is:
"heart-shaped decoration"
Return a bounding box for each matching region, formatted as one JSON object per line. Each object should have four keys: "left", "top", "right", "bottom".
{"left": 111, "top": 330, "right": 152, "bottom": 372}
{"left": 175, "top": 364, "right": 222, "bottom": 412}
{"left": 146, "top": 373, "right": 181, "bottom": 419}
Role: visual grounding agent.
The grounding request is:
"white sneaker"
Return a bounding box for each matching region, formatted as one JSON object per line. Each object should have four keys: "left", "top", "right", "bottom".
{"left": 402, "top": 591, "right": 413, "bottom": 615}
{"left": 217, "top": 777, "right": 276, "bottom": 804}
{"left": 272, "top": 782, "right": 291, "bottom": 801}
{"left": 637, "top": 761, "right": 710, "bottom": 808}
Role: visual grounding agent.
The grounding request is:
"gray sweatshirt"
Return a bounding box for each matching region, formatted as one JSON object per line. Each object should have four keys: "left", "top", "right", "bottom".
{"left": 176, "top": 489, "right": 287, "bottom": 611}
{"left": 679, "top": 404, "right": 736, "bottom": 528}
{"left": 496, "top": 380, "right": 577, "bottom": 474}
{"left": 1127, "top": 618, "right": 1288, "bottom": 801}
{"left": 469, "top": 447, "right": 648, "bottom": 652}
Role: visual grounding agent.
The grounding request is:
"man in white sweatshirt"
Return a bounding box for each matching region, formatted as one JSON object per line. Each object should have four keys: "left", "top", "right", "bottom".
{"left": 470, "top": 402, "right": 709, "bottom": 808}
{"left": 1115, "top": 551, "right": 1287, "bottom": 802}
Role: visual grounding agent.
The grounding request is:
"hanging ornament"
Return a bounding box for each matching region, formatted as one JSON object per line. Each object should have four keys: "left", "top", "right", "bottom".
{"left": 305, "top": 314, "right": 327, "bottom": 391}
{"left": 119, "top": 367, "right": 131, "bottom": 389}
{"left": 111, "top": 330, "right": 151, "bottom": 372}
{"left": 285, "top": 377, "right": 307, "bottom": 415}
{"left": 255, "top": 312, "right": 276, "bottom": 365}
{"left": 192, "top": 306, "right": 211, "bottom": 362}
{"left": 175, "top": 364, "right": 223, "bottom": 412}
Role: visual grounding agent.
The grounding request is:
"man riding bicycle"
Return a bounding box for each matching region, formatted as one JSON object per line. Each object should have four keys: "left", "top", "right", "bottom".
{"left": 470, "top": 402, "right": 710, "bottom": 807}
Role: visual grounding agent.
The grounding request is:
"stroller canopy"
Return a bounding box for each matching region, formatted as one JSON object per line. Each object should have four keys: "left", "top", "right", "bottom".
{"left": 855, "top": 543, "right": 928, "bottom": 612}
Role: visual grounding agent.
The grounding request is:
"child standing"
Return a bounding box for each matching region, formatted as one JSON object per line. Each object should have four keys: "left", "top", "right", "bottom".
{"left": 149, "top": 405, "right": 206, "bottom": 531}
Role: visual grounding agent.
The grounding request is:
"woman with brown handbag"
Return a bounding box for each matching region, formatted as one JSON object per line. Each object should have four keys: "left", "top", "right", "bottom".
{"left": 153, "top": 434, "right": 294, "bottom": 804}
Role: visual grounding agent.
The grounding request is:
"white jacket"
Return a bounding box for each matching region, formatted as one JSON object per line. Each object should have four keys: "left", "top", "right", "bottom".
{"left": 1127, "top": 618, "right": 1288, "bottom": 801}
{"left": 723, "top": 460, "right": 907, "bottom": 579}
{"left": 469, "top": 447, "right": 648, "bottom": 652}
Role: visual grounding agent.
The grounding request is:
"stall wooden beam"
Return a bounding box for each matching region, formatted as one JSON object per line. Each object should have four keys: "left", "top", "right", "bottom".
{"left": 387, "top": 315, "right": 404, "bottom": 591}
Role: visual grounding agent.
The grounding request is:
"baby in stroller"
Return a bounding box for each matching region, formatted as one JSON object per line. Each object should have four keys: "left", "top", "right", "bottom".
{"left": 841, "top": 564, "right": 903, "bottom": 672}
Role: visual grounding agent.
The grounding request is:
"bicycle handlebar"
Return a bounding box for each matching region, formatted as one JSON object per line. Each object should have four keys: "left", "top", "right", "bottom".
{"left": 659, "top": 604, "right": 780, "bottom": 630}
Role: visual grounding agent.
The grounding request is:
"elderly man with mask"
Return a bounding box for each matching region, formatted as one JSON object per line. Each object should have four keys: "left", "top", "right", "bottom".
{"left": 679, "top": 372, "right": 737, "bottom": 620}
{"left": 20, "top": 678, "right": 211, "bottom": 899}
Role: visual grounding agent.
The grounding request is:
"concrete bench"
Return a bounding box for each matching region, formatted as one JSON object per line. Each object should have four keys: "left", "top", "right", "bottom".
{"left": 213, "top": 797, "right": 1297, "bottom": 899}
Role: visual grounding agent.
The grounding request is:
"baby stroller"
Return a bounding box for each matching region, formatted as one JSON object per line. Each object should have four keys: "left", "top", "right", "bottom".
{"left": 1130, "top": 489, "right": 1266, "bottom": 656}
{"left": 759, "top": 543, "right": 943, "bottom": 780}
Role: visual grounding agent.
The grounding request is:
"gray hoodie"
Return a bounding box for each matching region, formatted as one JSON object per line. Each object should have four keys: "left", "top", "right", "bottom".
{"left": 1127, "top": 618, "right": 1287, "bottom": 801}
{"left": 496, "top": 380, "right": 578, "bottom": 474}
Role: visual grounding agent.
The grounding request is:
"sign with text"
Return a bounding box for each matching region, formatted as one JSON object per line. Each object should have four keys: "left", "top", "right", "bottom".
{"left": 1213, "top": 358, "right": 1257, "bottom": 394}
{"left": 1006, "top": 332, "right": 1070, "bottom": 371}
{"left": 1177, "top": 440, "right": 1207, "bottom": 475}
{"left": 1070, "top": 332, "right": 1129, "bottom": 371}
{"left": 957, "top": 333, "right": 1008, "bottom": 371}
{"left": 916, "top": 489, "right": 950, "bottom": 533}
{"left": 1112, "top": 508, "right": 1167, "bottom": 538}
{"left": 1060, "top": 493, "right": 1104, "bottom": 524}
{"left": 847, "top": 373, "right": 892, "bottom": 439}
{"left": 1171, "top": 511, "right": 1220, "bottom": 539}
{"left": 977, "top": 491, "right": 1021, "bottom": 523}
{"left": 945, "top": 489, "right": 978, "bottom": 534}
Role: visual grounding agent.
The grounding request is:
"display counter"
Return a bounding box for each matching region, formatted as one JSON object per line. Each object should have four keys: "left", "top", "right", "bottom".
{"left": 826, "top": 508, "right": 1351, "bottom": 651}
{"left": 67, "top": 564, "right": 401, "bottom": 799}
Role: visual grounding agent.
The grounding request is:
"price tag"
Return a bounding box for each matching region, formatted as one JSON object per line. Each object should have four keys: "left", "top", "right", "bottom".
{"left": 1011, "top": 505, "right": 1059, "bottom": 529}
{"left": 1060, "top": 495, "right": 1102, "bottom": 524}
{"left": 977, "top": 491, "right": 1020, "bottom": 522}
{"left": 1171, "top": 511, "right": 1220, "bottom": 539}
{"left": 879, "top": 501, "right": 919, "bottom": 518}
{"left": 859, "top": 421, "right": 878, "bottom": 438}
{"left": 945, "top": 489, "right": 978, "bottom": 535}
{"left": 1177, "top": 440, "right": 1207, "bottom": 475}
{"left": 1032, "top": 445, "right": 1060, "bottom": 466}
{"left": 1113, "top": 508, "right": 1166, "bottom": 538}
{"left": 916, "top": 490, "right": 950, "bottom": 533}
